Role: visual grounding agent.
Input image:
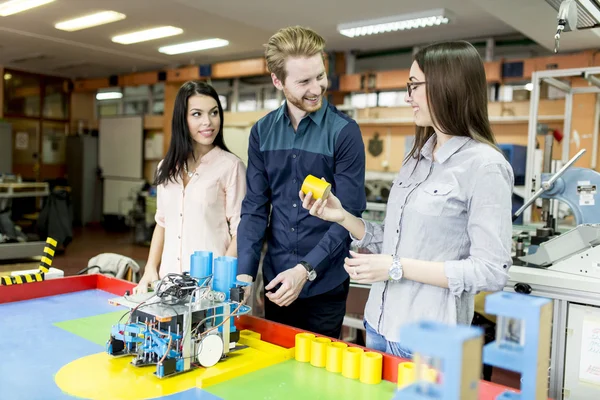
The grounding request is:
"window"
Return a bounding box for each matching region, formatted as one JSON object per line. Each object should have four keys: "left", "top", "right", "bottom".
{"left": 3, "top": 71, "right": 41, "bottom": 118}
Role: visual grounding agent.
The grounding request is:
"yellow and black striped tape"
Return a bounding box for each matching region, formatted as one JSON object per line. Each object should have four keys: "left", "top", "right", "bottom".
{"left": 0, "top": 237, "right": 57, "bottom": 286}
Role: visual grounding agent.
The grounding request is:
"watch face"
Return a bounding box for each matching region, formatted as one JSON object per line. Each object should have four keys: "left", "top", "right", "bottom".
{"left": 308, "top": 270, "right": 317, "bottom": 281}
{"left": 389, "top": 267, "right": 402, "bottom": 281}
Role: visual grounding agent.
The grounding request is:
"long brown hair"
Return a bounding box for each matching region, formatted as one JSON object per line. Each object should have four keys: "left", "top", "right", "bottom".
{"left": 405, "top": 41, "right": 498, "bottom": 162}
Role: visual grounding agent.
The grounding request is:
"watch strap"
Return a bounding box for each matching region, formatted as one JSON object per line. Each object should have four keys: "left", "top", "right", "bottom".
{"left": 299, "top": 261, "right": 316, "bottom": 281}
{"left": 299, "top": 261, "right": 313, "bottom": 271}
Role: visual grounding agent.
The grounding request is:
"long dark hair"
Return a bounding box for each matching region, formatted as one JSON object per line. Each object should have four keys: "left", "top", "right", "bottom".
{"left": 405, "top": 41, "right": 498, "bottom": 162}
{"left": 156, "top": 81, "right": 230, "bottom": 185}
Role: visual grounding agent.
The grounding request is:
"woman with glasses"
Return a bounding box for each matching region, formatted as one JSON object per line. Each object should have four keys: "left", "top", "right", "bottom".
{"left": 300, "top": 41, "right": 513, "bottom": 358}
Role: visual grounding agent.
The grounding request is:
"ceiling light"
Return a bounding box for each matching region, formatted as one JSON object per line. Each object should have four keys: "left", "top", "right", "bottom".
{"left": 96, "top": 92, "right": 122, "bottom": 100}
{"left": 337, "top": 9, "right": 451, "bottom": 38}
{"left": 55, "top": 11, "right": 126, "bottom": 32}
{"left": 112, "top": 26, "right": 183, "bottom": 45}
{"left": 158, "top": 38, "right": 229, "bottom": 55}
{"left": 0, "top": 0, "right": 55, "bottom": 16}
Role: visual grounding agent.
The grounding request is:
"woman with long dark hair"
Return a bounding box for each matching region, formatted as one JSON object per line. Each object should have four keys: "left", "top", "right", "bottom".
{"left": 134, "top": 81, "right": 246, "bottom": 294}
{"left": 301, "top": 41, "right": 513, "bottom": 357}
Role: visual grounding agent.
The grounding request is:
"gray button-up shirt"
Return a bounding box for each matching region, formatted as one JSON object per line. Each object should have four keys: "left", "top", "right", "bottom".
{"left": 352, "top": 135, "right": 513, "bottom": 343}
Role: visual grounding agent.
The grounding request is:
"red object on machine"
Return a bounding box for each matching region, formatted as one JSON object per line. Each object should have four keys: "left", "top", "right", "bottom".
{"left": 552, "top": 129, "right": 564, "bottom": 142}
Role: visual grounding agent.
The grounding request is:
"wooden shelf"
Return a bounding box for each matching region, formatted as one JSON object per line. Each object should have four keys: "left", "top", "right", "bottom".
{"left": 356, "top": 115, "right": 564, "bottom": 126}
{"left": 143, "top": 115, "right": 163, "bottom": 130}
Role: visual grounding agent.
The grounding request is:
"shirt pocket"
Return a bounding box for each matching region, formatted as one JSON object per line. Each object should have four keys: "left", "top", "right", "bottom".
{"left": 413, "top": 182, "right": 455, "bottom": 217}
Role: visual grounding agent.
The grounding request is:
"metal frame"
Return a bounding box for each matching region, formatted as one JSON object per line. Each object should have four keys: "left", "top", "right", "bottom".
{"left": 504, "top": 278, "right": 600, "bottom": 400}
{"left": 506, "top": 263, "right": 600, "bottom": 400}
{"left": 524, "top": 66, "right": 600, "bottom": 224}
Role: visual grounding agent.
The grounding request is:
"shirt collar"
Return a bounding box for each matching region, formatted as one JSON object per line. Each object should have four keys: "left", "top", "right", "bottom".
{"left": 420, "top": 134, "right": 471, "bottom": 164}
{"left": 199, "top": 146, "right": 221, "bottom": 163}
{"left": 274, "top": 97, "right": 328, "bottom": 127}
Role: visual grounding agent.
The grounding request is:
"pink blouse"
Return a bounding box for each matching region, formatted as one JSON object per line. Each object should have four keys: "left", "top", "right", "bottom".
{"left": 155, "top": 147, "right": 246, "bottom": 277}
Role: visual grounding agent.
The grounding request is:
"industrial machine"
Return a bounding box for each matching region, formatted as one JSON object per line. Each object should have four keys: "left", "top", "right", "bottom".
{"left": 505, "top": 63, "right": 600, "bottom": 399}
{"left": 105, "top": 252, "right": 251, "bottom": 378}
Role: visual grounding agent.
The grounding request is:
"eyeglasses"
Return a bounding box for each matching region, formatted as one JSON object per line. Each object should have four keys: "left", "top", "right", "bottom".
{"left": 406, "top": 81, "right": 426, "bottom": 97}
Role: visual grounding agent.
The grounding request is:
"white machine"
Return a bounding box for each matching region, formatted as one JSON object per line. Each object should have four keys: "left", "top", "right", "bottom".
{"left": 508, "top": 64, "right": 600, "bottom": 400}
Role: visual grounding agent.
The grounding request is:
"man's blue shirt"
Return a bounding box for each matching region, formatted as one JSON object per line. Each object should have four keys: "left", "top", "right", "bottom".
{"left": 237, "top": 98, "right": 366, "bottom": 298}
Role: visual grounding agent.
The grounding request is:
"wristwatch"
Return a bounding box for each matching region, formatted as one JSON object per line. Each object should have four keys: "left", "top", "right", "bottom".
{"left": 299, "top": 261, "right": 317, "bottom": 281}
{"left": 389, "top": 255, "right": 403, "bottom": 282}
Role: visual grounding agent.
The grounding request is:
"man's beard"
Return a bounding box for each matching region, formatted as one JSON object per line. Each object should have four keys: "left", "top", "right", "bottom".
{"left": 284, "top": 87, "right": 326, "bottom": 113}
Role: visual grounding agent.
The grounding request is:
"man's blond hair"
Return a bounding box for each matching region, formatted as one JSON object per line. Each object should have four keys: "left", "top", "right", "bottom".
{"left": 264, "top": 26, "right": 326, "bottom": 83}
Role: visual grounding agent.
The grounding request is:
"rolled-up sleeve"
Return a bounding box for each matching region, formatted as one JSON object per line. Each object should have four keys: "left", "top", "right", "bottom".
{"left": 225, "top": 159, "right": 247, "bottom": 237}
{"left": 350, "top": 219, "right": 385, "bottom": 254}
{"left": 444, "top": 162, "right": 513, "bottom": 296}
{"left": 154, "top": 161, "right": 165, "bottom": 228}
{"left": 155, "top": 184, "right": 165, "bottom": 227}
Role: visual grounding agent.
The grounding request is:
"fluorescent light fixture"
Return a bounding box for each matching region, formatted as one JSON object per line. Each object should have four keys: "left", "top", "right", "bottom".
{"left": 576, "top": 0, "right": 600, "bottom": 25}
{"left": 337, "top": 8, "right": 451, "bottom": 38}
{"left": 0, "top": 0, "right": 55, "bottom": 16}
{"left": 112, "top": 26, "right": 183, "bottom": 45}
{"left": 158, "top": 38, "right": 229, "bottom": 55}
{"left": 96, "top": 92, "right": 122, "bottom": 100}
{"left": 55, "top": 11, "right": 126, "bottom": 32}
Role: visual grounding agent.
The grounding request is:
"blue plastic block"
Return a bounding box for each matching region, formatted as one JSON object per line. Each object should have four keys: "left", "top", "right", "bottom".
{"left": 401, "top": 320, "right": 482, "bottom": 355}
{"left": 395, "top": 320, "right": 483, "bottom": 400}
{"left": 497, "top": 392, "right": 521, "bottom": 400}
{"left": 484, "top": 291, "right": 550, "bottom": 320}
{"left": 482, "top": 291, "right": 552, "bottom": 400}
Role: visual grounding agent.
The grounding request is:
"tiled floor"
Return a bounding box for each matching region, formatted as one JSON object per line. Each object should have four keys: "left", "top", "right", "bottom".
{"left": 53, "top": 225, "right": 150, "bottom": 276}
{"left": 0, "top": 225, "right": 150, "bottom": 277}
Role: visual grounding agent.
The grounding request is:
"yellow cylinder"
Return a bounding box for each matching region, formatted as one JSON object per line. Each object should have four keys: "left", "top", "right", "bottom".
{"left": 342, "top": 347, "right": 363, "bottom": 379}
{"left": 310, "top": 337, "right": 331, "bottom": 367}
{"left": 397, "top": 362, "right": 416, "bottom": 388}
{"left": 360, "top": 351, "right": 383, "bottom": 384}
{"left": 326, "top": 342, "right": 348, "bottom": 373}
{"left": 301, "top": 175, "right": 331, "bottom": 200}
{"left": 295, "top": 333, "right": 315, "bottom": 363}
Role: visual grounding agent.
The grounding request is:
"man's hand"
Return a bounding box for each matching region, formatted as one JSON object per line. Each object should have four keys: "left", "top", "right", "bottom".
{"left": 265, "top": 265, "right": 307, "bottom": 307}
{"left": 236, "top": 274, "right": 254, "bottom": 304}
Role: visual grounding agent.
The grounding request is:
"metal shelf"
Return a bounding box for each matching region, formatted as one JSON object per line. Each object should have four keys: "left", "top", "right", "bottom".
{"left": 0, "top": 183, "right": 49, "bottom": 199}
{"left": 0, "top": 241, "right": 46, "bottom": 261}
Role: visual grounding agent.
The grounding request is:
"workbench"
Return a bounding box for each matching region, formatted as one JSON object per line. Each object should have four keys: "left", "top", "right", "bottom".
{"left": 0, "top": 274, "right": 529, "bottom": 400}
{"left": 507, "top": 265, "right": 600, "bottom": 400}
{"left": 0, "top": 181, "right": 50, "bottom": 260}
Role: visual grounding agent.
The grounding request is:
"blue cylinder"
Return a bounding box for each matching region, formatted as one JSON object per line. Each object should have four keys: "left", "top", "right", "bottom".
{"left": 190, "top": 251, "right": 213, "bottom": 286}
{"left": 213, "top": 256, "right": 238, "bottom": 300}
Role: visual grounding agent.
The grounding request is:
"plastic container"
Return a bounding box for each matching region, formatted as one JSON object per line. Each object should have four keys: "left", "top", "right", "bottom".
{"left": 190, "top": 251, "right": 213, "bottom": 286}
{"left": 301, "top": 175, "right": 331, "bottom": 200}
{"left": 310, "top": 337, "right": 331, "bottom": 368}
{"left": 397, "top": 361, "right": 416, "bottom": 388}
{"left": 213, "top": 256, "right": 237, "bottom": 300}
{"left": 295, "top": 333, "right": 315, "bottom": 362}
{"left": 342, "top": 347, "right": 363, "bottom": 379}
{"left": 360, "top": 351, "right": 383, "bottom": 384}
{"left": 326, "top": 342, "right": 348, "bottom": 373}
